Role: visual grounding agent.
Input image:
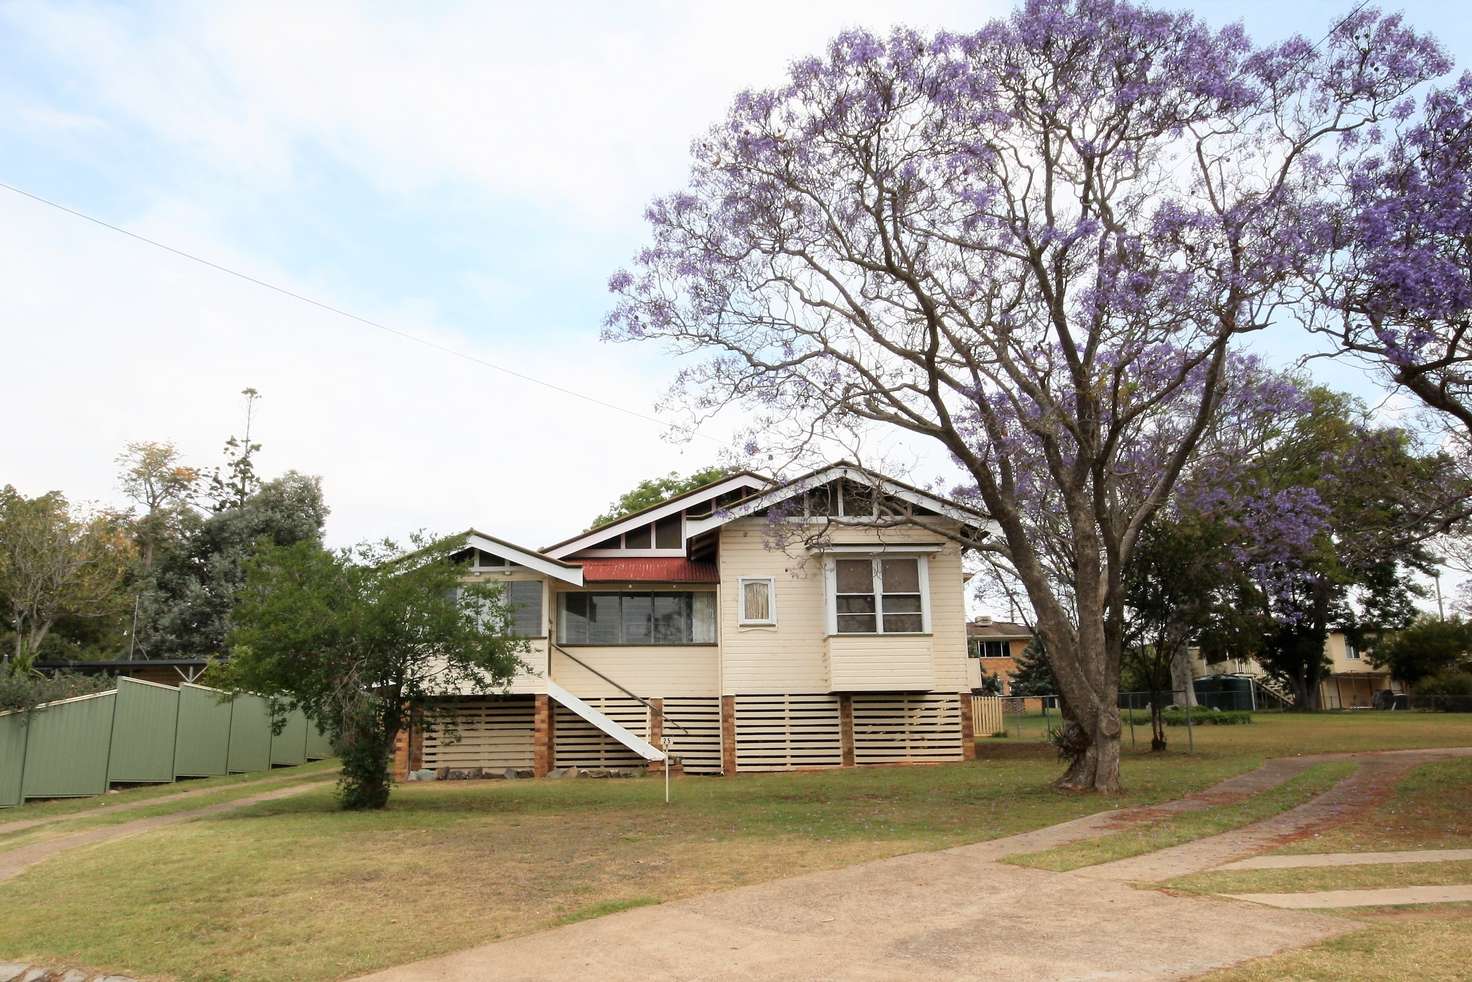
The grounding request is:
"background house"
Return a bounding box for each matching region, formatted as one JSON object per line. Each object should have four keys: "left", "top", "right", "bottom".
{"left": 965, "top": 618, "right": 1034, "bottom": 693}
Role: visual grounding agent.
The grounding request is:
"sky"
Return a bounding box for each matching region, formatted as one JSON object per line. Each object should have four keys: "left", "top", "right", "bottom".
{"left": 1, "top": 1, "right": 1469, "bottom": 609}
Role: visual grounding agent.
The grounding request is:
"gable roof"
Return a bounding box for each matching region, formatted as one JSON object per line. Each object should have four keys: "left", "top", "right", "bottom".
{"left": 543, "top": 471, "right": 770, "bottom": 559}
{"left": 459, "top": 529, "right": 584, "bottom": 585}
{"left": 682, "top": 462, "right": 994, "bottom": 540}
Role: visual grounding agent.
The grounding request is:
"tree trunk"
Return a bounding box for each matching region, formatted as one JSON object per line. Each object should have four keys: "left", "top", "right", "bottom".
{"left": 1170, "top": 643, "right": 1197, "bottom": 708}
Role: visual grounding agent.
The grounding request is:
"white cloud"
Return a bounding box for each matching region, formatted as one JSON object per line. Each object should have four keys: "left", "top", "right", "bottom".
{"left": 4, "top": 1, "right": 996, "bottom": 220}
{"left": 0, "top": 190, "right": 734, "bottom": 548}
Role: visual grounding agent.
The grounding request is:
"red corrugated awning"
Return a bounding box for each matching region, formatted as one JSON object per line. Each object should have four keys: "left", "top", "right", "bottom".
{"left": 577, "top": 558, "right": 720, "bottom": 583}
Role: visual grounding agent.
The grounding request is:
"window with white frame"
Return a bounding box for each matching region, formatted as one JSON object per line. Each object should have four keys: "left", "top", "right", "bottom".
{"left": 831, "top": 556, "right": 927, "bottom": 634}
{"left": 739, "top": 577, "right": 776, "bottom": 625}
{"left": 558, "top": 591, "right": 716, "bottom": 645}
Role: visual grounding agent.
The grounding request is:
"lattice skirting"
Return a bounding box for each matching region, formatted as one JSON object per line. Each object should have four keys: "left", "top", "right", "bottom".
{"left": 661, "top": 697, "right": 723, "bottom": 774}
{"left": 421, "top": 696, "right": 535, "bottom": 770}
{"left": 851, "top": 692, "right": 963, "bottom": 764}
{"left": 554, "top": 696, "right": 650, "bottom": 769}
{"left": 733, "top": 693, "right": 844, "bottom": 771}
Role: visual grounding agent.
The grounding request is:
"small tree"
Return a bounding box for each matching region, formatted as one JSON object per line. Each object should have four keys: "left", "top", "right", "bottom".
{"left": 1008, "top": 638, "right": 1057, "bottom": 698}
{"left": 0, "top": 487, "right": 134, "bottom": 667}
{"left": 1371, "top": 616, "right": 1472, "bottom": 686}
{"left": 220, "top": 535, "right": 527, "bottom": 809}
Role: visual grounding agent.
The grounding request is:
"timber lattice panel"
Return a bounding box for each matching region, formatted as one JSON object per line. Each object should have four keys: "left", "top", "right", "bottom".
{"left": 734, "top": 693, "right": 843, "bottom": 771}
{"left": 554, "top": 697, "right": 648, "bottom": 769}
{"left": 661, "top": 697, "right": 722, "bottom": 774}
{"left": 421, "top": 697, "right": 535, "bottom": 770}
{"left": 852, "top": 693, "right": 963, "bottom": 764}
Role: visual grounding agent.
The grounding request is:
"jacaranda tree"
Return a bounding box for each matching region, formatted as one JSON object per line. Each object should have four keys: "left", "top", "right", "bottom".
{"left": 1315, "top": 71, "right": 1472, "bottom": 445}
{"left": 606, "top": 0, "right": 1447, "bottom": 789}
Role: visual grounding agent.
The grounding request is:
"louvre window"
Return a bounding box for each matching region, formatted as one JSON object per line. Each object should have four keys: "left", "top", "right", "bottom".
{"left": 558, "top": 592, "right": 716, "bottom": 645}
{"left": 504, "top": 580, "right": 544, "bottom": 638}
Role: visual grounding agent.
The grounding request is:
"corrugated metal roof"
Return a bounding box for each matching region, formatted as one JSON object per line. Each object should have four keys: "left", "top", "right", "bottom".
{"left": 577, "top": 558, "right": 720, "bottom": 583}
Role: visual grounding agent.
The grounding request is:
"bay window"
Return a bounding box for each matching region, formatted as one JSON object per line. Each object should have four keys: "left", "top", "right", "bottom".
{"left": 559, "top": 591, "right": 716, "bottom": 645}
{"left": 830, "top": 556, "right": 929, "bottom": 635}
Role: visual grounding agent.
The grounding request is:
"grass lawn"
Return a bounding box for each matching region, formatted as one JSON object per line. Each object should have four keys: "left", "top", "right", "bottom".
{"left": 1199, "top": 911, "right": 1472, "bottom": 982}
{"left": 0, "top": 713, "right": 1467, "bottom": 981}
{"left": 0, "top": 758, "right": 339, "bottom": 825}
{"left": 1277, "top": 756, "right": 1472, "bottom": 855}
{"left": 1007, "top": 762, "right": 1356, "bottom": 872}
{"left": 1167, "top": 859, "right": 1472, "bottom": 896}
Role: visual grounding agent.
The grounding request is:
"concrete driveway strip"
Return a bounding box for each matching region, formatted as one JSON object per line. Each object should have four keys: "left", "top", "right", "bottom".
{"left": 1225, "top": 885, "right": 1472, "bottom": 909}
{"left": 359, "top": 827, "right": 1352, "bottom": 982}
{"left": 1219, "top": 848, "right": 1472, "bottom": 870}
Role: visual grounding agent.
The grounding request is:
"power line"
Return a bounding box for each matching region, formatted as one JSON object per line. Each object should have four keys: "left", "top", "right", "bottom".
{"left": 0, "top": 179, "right": 720, "bottom": 443}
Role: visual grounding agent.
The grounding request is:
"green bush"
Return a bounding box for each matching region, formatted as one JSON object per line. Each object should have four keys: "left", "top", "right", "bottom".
{"left": 1414, "top": 669, "right": 1472, "bottom": 698}
{"left": 1161, "top": 707, "right": 1253, "bottom": 726}
{"left": 0, "top": 669, "right": 113, "bottom": 713}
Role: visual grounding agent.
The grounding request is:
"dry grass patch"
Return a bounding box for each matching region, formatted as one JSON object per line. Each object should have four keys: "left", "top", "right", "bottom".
{"left": 1008, "top": 762, "right": 1355, "bottom": 872}
{"left": 1200, "top": 910, "right": 1472, "bottom": 981}
{"left": 1277, "top": 756, "right": 1472, "bottom": 855}
{"left": 1167, "top": 859, "right": 1472, "bottom": 897}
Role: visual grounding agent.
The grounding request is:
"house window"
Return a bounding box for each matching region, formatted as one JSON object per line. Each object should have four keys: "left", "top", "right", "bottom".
{"left": 461, "top": 580, "right": 543, "bottom": 638}
{"left": 504, "top": 581, "right": 543, "bottom": 638}
{"left": 970, "top": 639, "right": 1009, "bottom": 659}
{"left": 830, "top": 556, "right": 928, "bottom": 635}
{"left": 739, "top": 577, "right": 776, "bottom": 625}
{"left": 1345, "top": 641, "right": 1360, "bottom": 661}
{"left": 558, "top": 592, "right": 716, "bottom": 645}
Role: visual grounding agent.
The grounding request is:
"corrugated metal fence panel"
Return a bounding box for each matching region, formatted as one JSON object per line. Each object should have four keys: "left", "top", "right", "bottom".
{"left": 173, "top": 683, "right": 233, "bottom": 777}
{"left": 270, "top": 708, "right": 308, "bottom": 766}
{"left": 21, "top": 692, "right": 116, "bottom": 800}
{"left": 305, "top": 719, "right": 334, "bottom": 760}
{"left": 108, "top": 678, "right": 179, "bottom": 784}
{"left": 227, "top": 693, "right": 272, "bottom": 773}
{"left": 0, "top": 712, "right": 28, "bottom": 807}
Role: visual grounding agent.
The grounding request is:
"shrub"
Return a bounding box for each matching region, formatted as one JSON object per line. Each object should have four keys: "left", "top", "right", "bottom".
{"left": 0, "top": 669, "right": 113, "bottom": 713}
{"left": 1161, "top": 707, "right": 1252, "bottom": 726}
{"left": 1415, "top": 669, "right": 1472, "bottom": 699}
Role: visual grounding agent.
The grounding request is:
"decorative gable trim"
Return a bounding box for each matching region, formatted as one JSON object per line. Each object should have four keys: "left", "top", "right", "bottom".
{"left": 543, "top": 472, "right": 770, "bottom": 559}
{"left": 683, "top": 463, "right": 993, "bottom": 539}
{"left": 460, "top": 530, "right": 584, "bottom": 586}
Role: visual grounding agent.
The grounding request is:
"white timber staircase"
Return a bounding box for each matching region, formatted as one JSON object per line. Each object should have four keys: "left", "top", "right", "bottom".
{"left": 546, "top": 679, "right": 666, "bottom": 762}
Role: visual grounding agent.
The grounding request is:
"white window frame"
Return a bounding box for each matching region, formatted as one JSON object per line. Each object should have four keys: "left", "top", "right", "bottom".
{"left": 823, "top": 555, "right": 931, "bottom": 636}
{"left": 738, "top": 577, "right": 777, "bottom": 626}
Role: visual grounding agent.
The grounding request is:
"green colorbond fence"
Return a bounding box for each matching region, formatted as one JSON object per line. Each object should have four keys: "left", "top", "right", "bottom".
{"left": 227, "top": 693, "right": 272, "bottom": 773}
{"left": 1, "top": 679, "right": 330, "bottom": 807}
{"left": 21, "top": 691, "right": 116, "bottom": 800}
{"left": 0, "top": 712, "right": 28, "bottom": 808}
{"left": 108, "top": 678, "right": 180, "bottom": 784}
{"left": 174, "top": 683, "right": 234, "bottom": 778}
{"left": 306, "top": 720, "right": 333, "bottom": 760}
{"left": 270, "top": 708, "right": 308, "bottom": 767}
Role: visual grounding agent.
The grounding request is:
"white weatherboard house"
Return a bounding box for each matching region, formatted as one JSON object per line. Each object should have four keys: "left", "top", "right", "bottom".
{"left": 395, "top": 463, "right": 992, "bottom": 778}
